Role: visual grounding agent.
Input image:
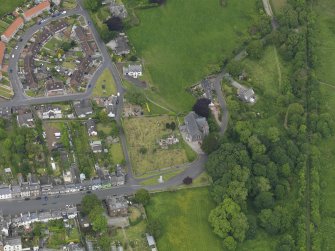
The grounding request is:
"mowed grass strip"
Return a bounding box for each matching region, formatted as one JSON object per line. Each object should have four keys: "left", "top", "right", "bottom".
{"left": 146, "top": 188, "right": 222, "bottom": 251}
{"left": 93, "top": 68, "right": 117, "bottom": 97}
{"left": 123, "top": 116, "right": 188, "bottom": 176}
{"left": 127, "top": 0, "right": 258, "bottom": 111}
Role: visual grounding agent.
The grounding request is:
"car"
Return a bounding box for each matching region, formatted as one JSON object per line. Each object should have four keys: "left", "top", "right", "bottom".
{"left": 15, "top": 46, "right": 18, "bottom": 50}
{"left": 9, "top": 69, "right": 13, "bottom": 73}
{"left": 52, "top": 202, "right": 57, "bottom": 204}
{"left": 88, "top": 84, "right": 91, "bottom": 88}
{"left": 116, "top": 100, "right": 119, "bottom": 104}
{"left": 24, "top": 198, "right": 30, "bottom": 201}
{"left": 88, "top": 21, "right": 91, "bottom": 25}
{"left": 62, "top": 11, "right": 67, "bottom": 14}
{"left": 11, "top": 54, "right": 14, "bottom": 58}
{"left": 39, "top": 209, "right": 44, "bottom": 212}
{"left": 42, "top": 203, "right": 47, "bottom": 205}
{"left": 117, "top": 92, "right": 120, "bottom": 96}
{"left": 55, "top": 194, "right": 60, "bottom": 198}
{"left": 38, "top": 21, "right": 42, "bottom": 25}
{"left": 86, "top": 190, "right": 92, "bottom": 194}
{"left": 44, "top": 196, "right": 48, "bottom": 201}
{"left": 36, "top": 197, "right": 41, "bottom": 200}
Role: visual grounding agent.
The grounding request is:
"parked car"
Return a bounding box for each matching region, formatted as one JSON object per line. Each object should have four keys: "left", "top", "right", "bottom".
{"left": 36, "top": 197, "right": 41, "bottom": 200}
{"left": 24, "top": 198, "right": 30, "bottom": 201}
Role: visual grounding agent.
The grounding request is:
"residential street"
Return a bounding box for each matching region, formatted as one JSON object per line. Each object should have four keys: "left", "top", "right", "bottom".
{"left": 0, "top": 0, "right": 229, "bottom": 215}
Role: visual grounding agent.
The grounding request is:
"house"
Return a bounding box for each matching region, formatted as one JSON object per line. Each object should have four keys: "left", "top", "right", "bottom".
{"left": 123, "top": 64, "right": 142, "bottom": 79}
{"left": 1, "top": 17, "right": 24, "bottom": 43}
{"left": 90, "top": 141, "right": 102, "bottom": 153}
{"left": 40, "top": 175, "right": 53, "bottom": 195}
{"left": 20, "top": 182, "right": 30, "bottom": 198}
{"left": 91, "top": 178, "right": 101, "bottom": 190}
{"left": 45, "top": 79, "right": 64, "bottom": 96}
{"left": 11, "top": 185, "right": 21, "bottom": 199}
{"left": 0, "top": 41, "right": 5, "bottom": 70}
{"left": 17, "top": 112, "right": 34, "bottom": 127}
{"left": 183, "top": 111, "right": 209, "bottom": 142}
{"left": 41, "top": 106, "right": 62, "bottom": 119}
{"left": 0, "top": 187, "right": 12, "bottom": 200}
{"left": 28, "top": 173, "right": 40, "bottom": 197}
{"left": 105, "top": 95, "right": 118, "bottom": 118}
{"left": 23, "top": 54, "right": 38, "bottom": 90}
{"left": 238, "top": 87, "right": 256, "bottom": 103}
{"left": 106, "top": 195, "right": 128, "bottom": 217}
{"left": 109, "top": 0, "right": 128, "bottom": 19}
{"left": 3, "top": 236, "right": 22, "bottom": 251}
{"left": 73, "top": 99, "right": 93, "bottom": 118}
{"left": 23, "top": 0, "right": 51, "bottom": 21}
{"left": 107, "top": 33, "right": 130, "bottom": 55}
{"left": 0, "top": 107, "right": 11, "bottom": 118}
{"left": 70, "top": 57, "right": 92, "bottom": 88}
{"left": 86, "top": 119, "right": 98, "bottom": 136}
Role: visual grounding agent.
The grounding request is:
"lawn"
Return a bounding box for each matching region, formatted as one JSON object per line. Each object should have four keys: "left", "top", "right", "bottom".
{"left": 146, "top": 187, "right": 222, "bottom": 251}
{"left": 314, "top": 0, "right": 335, "bottom": 85}
{"left": 126, "top": 0, "right": 258, "bottom": 111}
{"left": 62, "top": 0, "right": 77, "bottom": 10}
{"left": 123, "top": 116, "right": 190, "bottom": 176}
{"left": 110, "top": 142, "right": 125, "bottom": 165}
{"left": 0, "top": 0, "right": 24, "bottom": 17}
{"left": 270, "top": 0, "right": 287, "bottom": 14}
{"left": 139, "top": 168, "right": 185, "bottom": 186}
{"left": 93, "top": 68, "right": 117, "bottom": 97}
{"left": 314, "top": 1, "right": 335, "bottom": 249}
{"left": 0, "top": 86, "right": 13, "bottom": 99}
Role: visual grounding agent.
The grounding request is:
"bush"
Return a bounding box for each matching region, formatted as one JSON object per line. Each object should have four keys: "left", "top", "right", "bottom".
{"left": 183, "top": 176, "right": 193, "bottom": 185}
{"left": 105, "top": 17, "right": 124, "bottom": 31}
{"left": 134, "top": 189, "right": 150, "bottom": 205}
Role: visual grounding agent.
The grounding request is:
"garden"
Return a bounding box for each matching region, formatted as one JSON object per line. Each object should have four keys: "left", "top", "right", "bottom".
{"left": 123, "top": 116, "right": 192, "bottom": 176}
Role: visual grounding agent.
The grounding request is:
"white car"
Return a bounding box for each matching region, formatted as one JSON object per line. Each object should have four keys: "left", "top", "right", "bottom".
{"left": 62, "top": 11, "right": 67, "bottom": 14}
{"left": 11, "top": 54, "right": 15, "bottom": 58}
{"left": 15, "top": 46, "right": 18, "bottom": 49}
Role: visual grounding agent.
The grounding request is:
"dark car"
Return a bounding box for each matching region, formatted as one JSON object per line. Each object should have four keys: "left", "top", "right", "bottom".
{"left": 86, "top": 190, "right": 92, "bottom": 194}
{"left": 36, "top": 197, "right": 41, "bottom": 200}
{"left": 44, "top": 196, "right": 48, "bottom": 201}
{"left": 55, "top": 194, "right": 60, "bottom": 198}
{"left": 9, "top": 69, "right": 13, "bottom": 73}
{"left": 88, "top": 21, "right": 91, "bottom": 25}
{"left": 24, "top": 198, "right": 30, "bottom": 201}
{"left": 88, "top": 84, "right": 91, "bottom": 88}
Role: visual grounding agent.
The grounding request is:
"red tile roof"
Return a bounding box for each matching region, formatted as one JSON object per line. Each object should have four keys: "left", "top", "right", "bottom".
{"left": 2, "top": 17, "right": 24, "bottom": 40}
{"left": 0, "top": 41, "right": 5, "bottom": 66}
{"left": 23, "top": 1, "right": 50, "bottom": 19}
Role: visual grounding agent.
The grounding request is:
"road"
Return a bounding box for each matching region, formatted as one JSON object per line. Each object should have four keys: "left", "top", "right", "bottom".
{"left": 0, "top": 0, "right": 228, "bottom": 215}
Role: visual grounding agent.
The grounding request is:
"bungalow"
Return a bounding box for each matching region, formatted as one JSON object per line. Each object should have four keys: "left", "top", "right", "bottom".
{"left": 0, "top": 186, "right": 12, "bottom": 200}
{"left": 183, "top": 111, "right": 209, "bottom": 142}
{"left": 45, "top": 79, "right": 64, "bottom": 96}
{"left": 23, "top": 0, "right": 51, "bottom": 21}
{"left": 123, "top": 64, "right": 142, "bottom": 79}
{"left": 1, "top": 17, "right": 24, "bottom": 43}
{"left": 73, "top": 99, "right": 93, "bottom": 118}
{"left": 90, "top": 140, "right": 102, "bottom": 153}
{"left": 41, "top": 106, "right": 62, "bottom": 119}
{"left": 86, "top": 119, "right": 98, "bottom": 136}
{"left": 107, "top": 33, "right": 130, "bottom": 55}
{"left": 17, "top": 112, "right": 34, "bottom": 127}
{"left": 238, "top": 87, "right": 256, "bottom": 103}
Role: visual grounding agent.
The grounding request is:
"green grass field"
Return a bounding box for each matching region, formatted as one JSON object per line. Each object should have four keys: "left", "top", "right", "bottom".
{"left": 270, "top": 0, "right": 287, "bottom": 14}
{"left": 0, "top": 0, "right": 24, "bottom": 17}
{"left": 110, "top": 142, "right": 125, "bottom": 165}
{"left": 93, "top": 68, "right": 117, "bottom": 97}
{"left": 127, "top": 0, "right": 258, "bottom": 111}
{"left": 314, "top": 1, "right": 335, "bottom": 249}
{"left": 123, "top": 116, "right": 189, "bottom": 176}
{"left": 146, "top": 188, "right": 222, "bottom": 251}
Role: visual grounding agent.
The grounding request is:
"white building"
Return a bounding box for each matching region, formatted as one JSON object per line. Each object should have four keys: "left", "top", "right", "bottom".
{"left": 123, "top": 64, "right": 142, "bottom": 79}
{"left": 0, "top": 187, "right": 12, "bottom": 200}
{"left": 3, "top": 237, "right": 22, "bottom": 251}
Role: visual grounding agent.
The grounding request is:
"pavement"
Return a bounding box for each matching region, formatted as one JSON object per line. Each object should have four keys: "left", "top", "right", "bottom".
{"left": 0, "top": 0, "right": 229, "bottom": 215}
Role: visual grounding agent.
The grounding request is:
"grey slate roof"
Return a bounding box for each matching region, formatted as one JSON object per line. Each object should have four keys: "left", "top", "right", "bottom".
{"left": 73, "top": 99, "right": 93, "bottom": 117}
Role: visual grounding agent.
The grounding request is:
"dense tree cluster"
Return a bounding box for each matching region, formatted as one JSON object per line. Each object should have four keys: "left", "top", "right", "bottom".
{"left": 206, "top": 1, "right": 333, "bottom": 249}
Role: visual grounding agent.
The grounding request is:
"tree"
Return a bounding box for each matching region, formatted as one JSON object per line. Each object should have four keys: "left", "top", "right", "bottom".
{"left": 183, "top": 176, "right": 193, "bottom": 185}
{"left": 91, "top": 213, "right": 108, "bottom": 233}
{"left": 208, "top": 198, "right": 249, "bottom": 242}
{"left": 247, "top": 40, "right": 264, "bottom": 60}
{"left": 126, "top": 90, "right": 146, "bottom": 106}
{"left": 267, "top": 127, "right": 280, "bottom": 143}
{"left": 258, "top": 206, "right": 292, "bottom": 234}
{"left": 81, "top": 194, "right": 101, "bottom": 215}
{"left": 193, "top": 98, "right": 211, "bottom": 118}
{"left": 105, "top": 17, "right": 124, "bottom": 31}
{"left": 146, "top": 219, "right": 163, "bottom": 239}
{"left": 170, "top": 122, "right": 176, "bottom": 131}
{"left": 201, "top": 133, "right": 219, "bottom": 154}
{"left": 276, "top": 234, "right": 295, "bottom": 251}
{"left": 134, "top": 189, "right": 150, "bottom": 205}
{"left": 226, "top": 61, "right": 243, "bottom": 78}
{"left": 254, "top": 192, "right": 274, "bottom": 211}
{"left": 83, "top": 0, "right": 101, "bottom": 12}
{"left": 98, "top": 234, "right": 111, "bottom": 250}
{"left": 223, "top": 236, "right": 237, "bottom": 251}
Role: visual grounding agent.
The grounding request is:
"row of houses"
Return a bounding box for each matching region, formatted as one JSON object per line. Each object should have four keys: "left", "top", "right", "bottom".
{"left": 23, "top": 20, "right": 68, "bottom": 90}
{"left": 1, "top": 1, "right": 50, "bottom": 43}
